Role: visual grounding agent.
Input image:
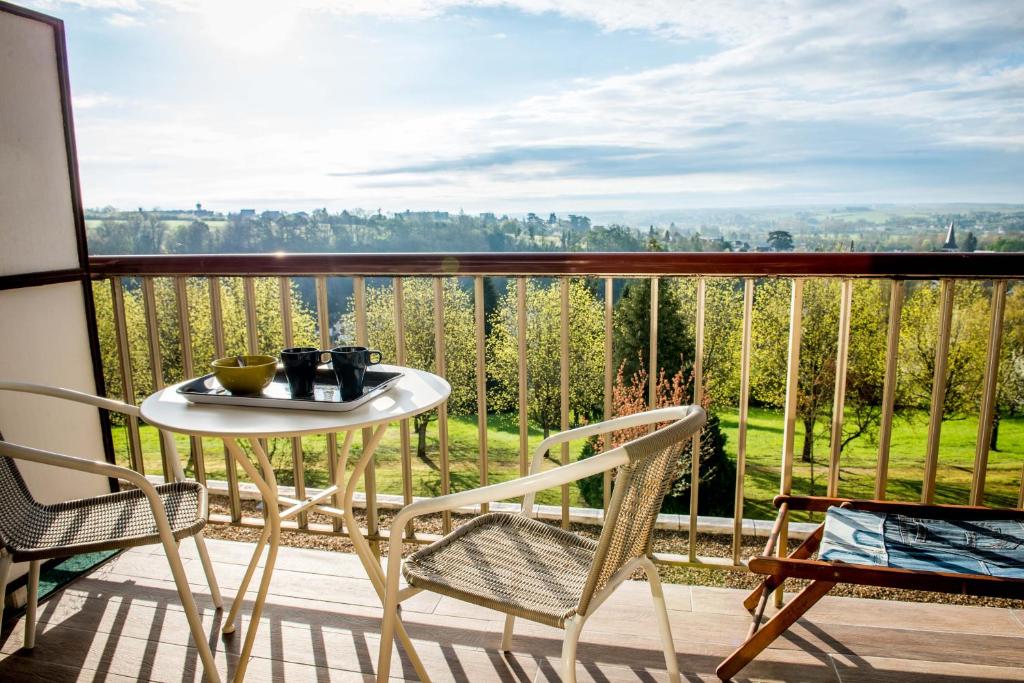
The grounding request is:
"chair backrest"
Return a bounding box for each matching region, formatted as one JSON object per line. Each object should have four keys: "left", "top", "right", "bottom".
{"left": 576, "top": 406, "right": 706, "bottom": 615}
{"left": 0, "top": 432, "right": 43, "bottom": 553}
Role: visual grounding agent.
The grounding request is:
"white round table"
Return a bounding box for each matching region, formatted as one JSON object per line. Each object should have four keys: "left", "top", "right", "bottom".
{"left": 141, "top": 365, "right": 449, "bottom": 683}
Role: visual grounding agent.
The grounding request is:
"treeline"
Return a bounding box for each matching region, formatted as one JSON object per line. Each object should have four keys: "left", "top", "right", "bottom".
{"left": 87, "top": 208, "right": 728, "bottom": 255}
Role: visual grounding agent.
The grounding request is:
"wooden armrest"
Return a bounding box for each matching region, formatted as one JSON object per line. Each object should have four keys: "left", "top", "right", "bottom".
{"left": 749, "top": 556, "right": 1024, "bottom": 599}
{"left": 772, "top": 495, "right": 1024, "bottom": 520}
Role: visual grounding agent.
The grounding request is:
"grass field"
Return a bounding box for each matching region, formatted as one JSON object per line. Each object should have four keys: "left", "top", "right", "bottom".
{"left": 112, "top": 407, "right": 1024, "bottom": 520}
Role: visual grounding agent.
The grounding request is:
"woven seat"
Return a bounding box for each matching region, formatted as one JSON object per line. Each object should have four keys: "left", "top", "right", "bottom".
{"left": 405, "top": 512, "right": 598, "bottom": 627}
{"left": 0, "top": 453, "right": 207, "bottom": 561}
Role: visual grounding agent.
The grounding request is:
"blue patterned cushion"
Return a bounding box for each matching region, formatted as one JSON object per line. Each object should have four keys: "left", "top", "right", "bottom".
{"left": 818, "top": 506, "right": 1024, "bottom": 579}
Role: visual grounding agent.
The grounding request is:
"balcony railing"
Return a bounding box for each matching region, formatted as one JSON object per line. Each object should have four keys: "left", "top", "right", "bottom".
{"left": 87, "top": 251, "right": 1023, "bottom": 570}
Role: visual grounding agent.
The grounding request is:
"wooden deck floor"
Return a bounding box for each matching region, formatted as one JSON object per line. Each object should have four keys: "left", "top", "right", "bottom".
{"left": 1, "top": 538, "right": 1022, "bottom": 682}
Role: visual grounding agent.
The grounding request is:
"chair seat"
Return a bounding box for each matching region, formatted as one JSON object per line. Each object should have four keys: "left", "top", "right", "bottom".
{"left": 403, "top": 512, "right": 598, "bottom": 627}
{"left": 1, "top": 481, "right": 207, "bottom": 562}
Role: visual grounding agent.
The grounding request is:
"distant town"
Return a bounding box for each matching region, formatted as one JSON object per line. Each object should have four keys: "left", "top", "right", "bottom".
{"left": 84, "top": 204, "right": 1024, "bottom": 255}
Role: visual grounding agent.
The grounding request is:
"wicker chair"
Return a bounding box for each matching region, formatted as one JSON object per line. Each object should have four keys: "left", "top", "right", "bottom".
{"left": 377, "top": 405, "right": 706, "bottom": 683}
{"left": 0, "top": 382, "right": 223, "bottom": 683}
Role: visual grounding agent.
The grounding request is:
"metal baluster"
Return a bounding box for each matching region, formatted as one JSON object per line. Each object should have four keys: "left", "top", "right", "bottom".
{"left": 733, "top": 278, "right": 754, "bottom": 565}
{"left": 648, "top": 277, "right": 659, "bottom": 409}
{"left": 689, "top": 278, "right": 705, "bottom": 563}
{"left": 875, "top": 280, "right": 904, "bottom": 500}
{"left": 560, "top": 278, "right": 570, "bottom": 528}
{"left": 142, "top": 277, "right": 168, "bottom": 480}
{"left": 827, "top": 279, "right": 853, "bottom": 497}
{"left": 174, "top": 276, "right": 205, "bottom": 484}
{"left": 209, "top": 277, "right": 240, "bottom": 522}
{"left": 434, "top": 278, "right": 452, "bottom": 534}
{"left": 395, "top": 277, "right": 414, "bottom": 539}
{"left": 922, "top": 280, "right": 955, "bottom": 504}
{"left": 777, "top": 278, "right": 804, "bottom": 607}
{"left": 970, "top": 280, "right": 1007, "bottom": 506}
{"left": 110, "top": 277, "right": 144, "bottom": 473}
{"left": 280, "top": 276, "right": 307, "bottom": 528}
{"left": 354, "top": 276, "right": 379, "bottom": 558}
{"left": 475, "top": 277, "right": 489, "bottom": 513}
{"left": 517, "top": 277, "right": 529, "bottom": 478}
{"left": 603, "top": 277, "right": 613, "bottom": 510}
{"left": 315, "top": 275, "right": 342, "bottom": 532}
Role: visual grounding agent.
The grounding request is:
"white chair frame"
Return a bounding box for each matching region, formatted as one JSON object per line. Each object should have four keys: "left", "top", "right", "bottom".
{"left": 0, "top": 382, "right": 223, "bottom": 683}
{"left": 378, "top": 405, "right": 703, "bottom": 683}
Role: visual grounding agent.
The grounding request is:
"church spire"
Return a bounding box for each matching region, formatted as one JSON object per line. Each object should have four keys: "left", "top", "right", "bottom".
{"left": 942, "top": 220, "right": 957, "bottom": 251}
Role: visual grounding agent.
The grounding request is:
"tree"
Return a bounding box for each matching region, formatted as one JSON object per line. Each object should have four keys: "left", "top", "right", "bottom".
{"left": 354, "top": 279, "right": 476, "bottom": 462}
{"left": 995, "top": 285, "right": 1024, "bottom": 449}
{"left": 613, "top": 279, "right": 693, "bottom": 392}
{"left": 961, "top": 231, "right": 979, "bottom": 253}
{"left": 750, "top": 279, "right": 887, "bottom": 481}
{"left": 577, "top": 363, "right": 734, "bottom": 516}
{"left": 898, "top": 281, "right": 989, "bottom": 419}
{"left": 670, "top": 278, "right": 745, "bottom": 405}
{"left": 166, "top": 220, "right": 211, "bottom": 253}
{"left": 767, "top": 230, "right": 794, "bottom": 251}
{"left": 488, "top": 280, "right": 605, "bottom": 438}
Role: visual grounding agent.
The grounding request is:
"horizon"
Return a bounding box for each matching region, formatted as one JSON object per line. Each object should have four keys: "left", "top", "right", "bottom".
{"left": 22, "top": 0, "right": 1024, "bottom": 213}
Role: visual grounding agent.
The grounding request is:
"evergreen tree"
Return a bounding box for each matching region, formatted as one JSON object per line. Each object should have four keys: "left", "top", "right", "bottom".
{"left": 612, "top": 279, "right": 693, "bottom": 388}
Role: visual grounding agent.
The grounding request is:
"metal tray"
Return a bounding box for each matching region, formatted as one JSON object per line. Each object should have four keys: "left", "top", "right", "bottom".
{"left": 177, "top": 366, "right": 403, "bottom": 412}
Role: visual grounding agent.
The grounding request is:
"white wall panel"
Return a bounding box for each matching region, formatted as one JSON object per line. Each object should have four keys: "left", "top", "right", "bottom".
{"left": 0, "top": 282, "right": 107, "bottom": 502}
{"left": 0, "top": 10, "right": 80, "bottom": 276}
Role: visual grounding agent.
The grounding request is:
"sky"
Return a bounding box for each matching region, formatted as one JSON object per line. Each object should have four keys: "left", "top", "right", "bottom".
{"left": 20, "top": 0, "right": 1024, "bottom": 214}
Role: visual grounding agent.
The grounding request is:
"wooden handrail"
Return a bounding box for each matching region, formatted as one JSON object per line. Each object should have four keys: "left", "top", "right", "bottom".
{"left": 88, "top": 251, "right": 1022, "bottom": 278}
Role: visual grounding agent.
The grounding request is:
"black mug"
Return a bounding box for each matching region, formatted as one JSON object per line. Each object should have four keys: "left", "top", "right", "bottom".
{"left": 330, "top": 346, "right": 383, "bottom": 400}
{"left": 281, "top": 347, "right": 330, "bottom": 398}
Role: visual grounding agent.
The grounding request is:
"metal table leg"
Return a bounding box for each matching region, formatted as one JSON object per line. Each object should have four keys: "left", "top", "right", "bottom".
{"left": 222, "top": 438, "right": 281, "bottom": 683}
{"left": 343, "top": 424, "right": 431, "bottom": 682}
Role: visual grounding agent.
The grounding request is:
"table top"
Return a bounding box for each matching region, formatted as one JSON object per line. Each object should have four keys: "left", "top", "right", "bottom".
{"left": 140, "top": 364, "right": 451, "bottom": 438}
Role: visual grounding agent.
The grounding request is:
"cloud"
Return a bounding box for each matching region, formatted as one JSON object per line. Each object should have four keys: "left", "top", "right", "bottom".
{"left": 46, "top": 0, "right": 1024, "bottom": 209}
{"left": 105, "top": 11, "right": 141, "bottom": 26}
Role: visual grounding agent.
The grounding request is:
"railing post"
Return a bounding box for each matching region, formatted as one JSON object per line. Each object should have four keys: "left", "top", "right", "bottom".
{"left": 141, "top": 276, "right": 168, "bottom": 480}
{"left": 922, "top": 279, "right": 955, "bottom": 504}
{"left": 315, "top": 275, "right": 342, "bottom": 531}
{"left": 648, "top": 277, "right": 659, "bottom": 409}
{"left": 433, "top": 278, "right": 452, "bottom": 535}
{"left": 354, "top": 275, "right": 379, "bottom": 558}
{"left": 474, "top": 276, "right": 489, "bottom": 513}
{"left": 280, "top": 276, "right": 307, "bottom": 528}
{"left": 517, "top": 277, "right": 529, "bottom": 478}
{"left": 174, "top": 276, "right": 205, "bottom": 485}
{"left": 970, "top": 280, "right": 1007, "bottom": 506}
{"left": 110, "top": 277, "right": 144, "bottom": 474}
{"left": 777, "top": 278, "right": 803, "bottom": 607}
{"left": 394, "top": 278, "right": 415, "bottom": 539}
{"left": 560, "top": 277, "right": 570, "bottom": 528}
{"left": 603, "top": 277, "right": 613, "bottom": 510}
{"left": 875, "top": 280, "right": 904, "bottom": 500}
{"left": 732, "top": 278, "right": 754, "bottom": 565}
{"left": 209, "top": 276, "right": 241, "bottom": 523}
{"left": 827, "top": 279, "right": 853, "bottom": 497}
{"left": 689, "top": 277, "right": 705, "bottom": 563}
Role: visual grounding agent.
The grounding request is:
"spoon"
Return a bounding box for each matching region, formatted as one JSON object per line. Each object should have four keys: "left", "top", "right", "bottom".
{"left": 235, "top": 355, "right": 246, "bottom": 367}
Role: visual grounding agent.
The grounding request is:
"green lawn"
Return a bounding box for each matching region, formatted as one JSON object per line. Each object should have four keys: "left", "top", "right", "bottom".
{"left": 110, "top": 407, "right": 1024, "bottom": 520}
{"left": 718, "top": 407, "right": 1024, "bottom": 521}
{"left": 111, "top": 412, "right": 588, "bottom": 508}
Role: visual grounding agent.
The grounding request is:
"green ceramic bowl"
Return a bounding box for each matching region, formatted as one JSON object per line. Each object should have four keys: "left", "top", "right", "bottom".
{"left": 211, "top": 355, "right": 278, "bottom": 394}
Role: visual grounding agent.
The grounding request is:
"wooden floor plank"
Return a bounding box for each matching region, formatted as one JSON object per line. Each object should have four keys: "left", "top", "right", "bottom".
{"left": 1, "top": 539, "right": 1021, "bottom": 683}
{"left": 830, "top": 653, "right": 1024, "bottom": 682}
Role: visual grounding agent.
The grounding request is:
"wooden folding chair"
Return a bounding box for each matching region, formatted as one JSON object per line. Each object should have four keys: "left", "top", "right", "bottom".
{"left": 717, "top": 495, "right": 1024, "bottom": 681}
